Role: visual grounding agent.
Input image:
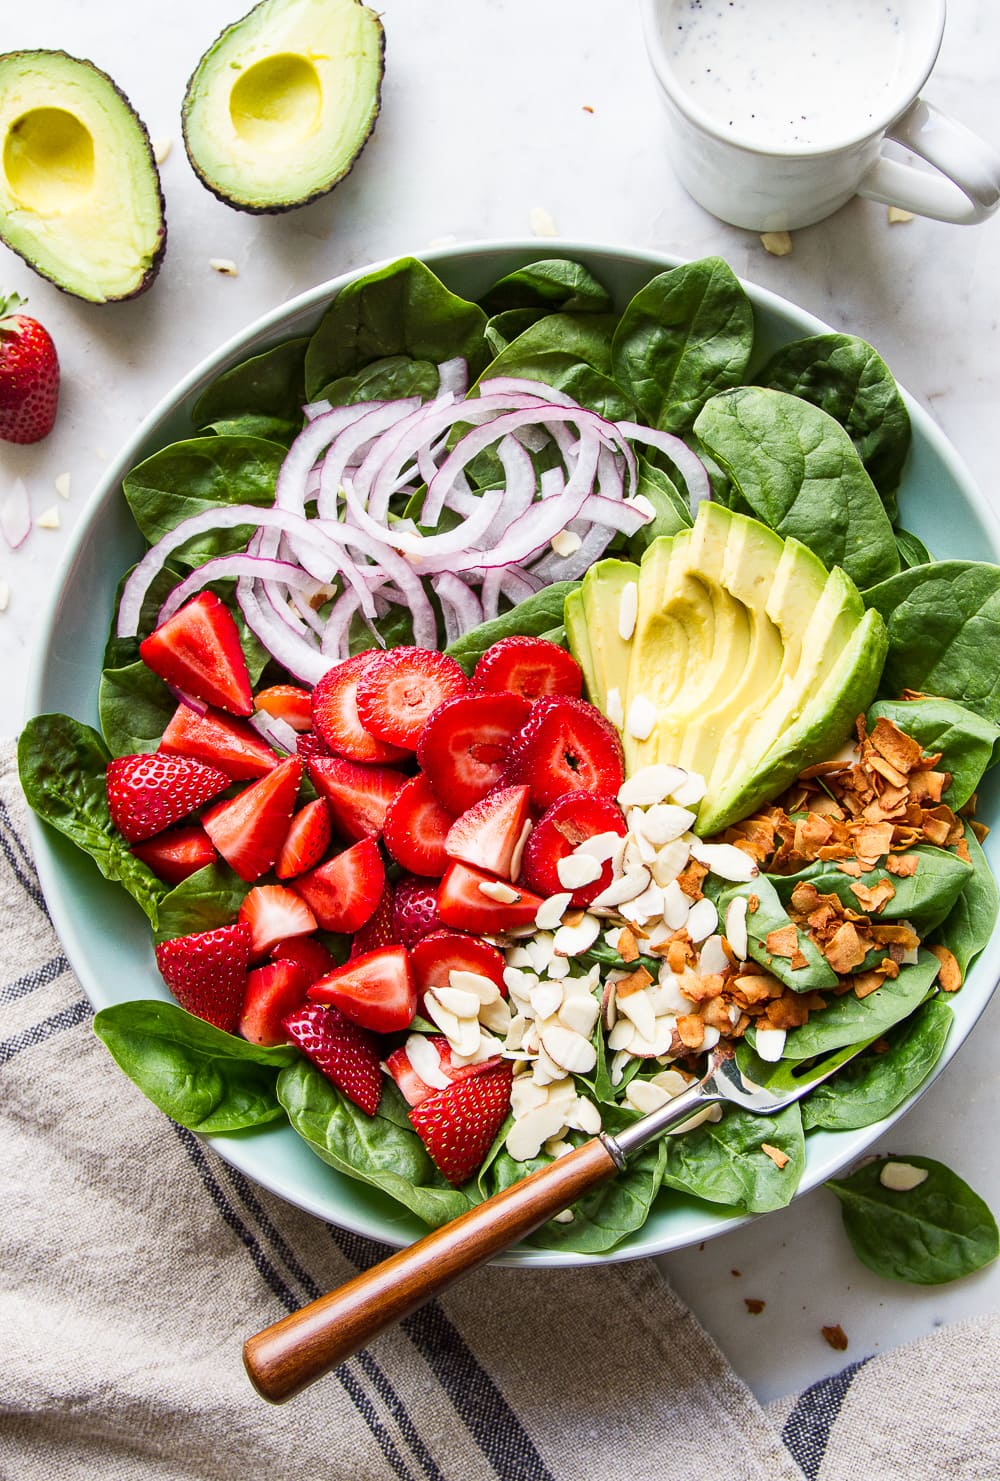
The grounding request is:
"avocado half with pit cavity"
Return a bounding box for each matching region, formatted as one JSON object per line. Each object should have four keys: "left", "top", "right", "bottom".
{"left": 182, "top": 0, "right": 385, "bottom": 214}
{"left": 0, "top": 50, "right": 166, "bottom": 303}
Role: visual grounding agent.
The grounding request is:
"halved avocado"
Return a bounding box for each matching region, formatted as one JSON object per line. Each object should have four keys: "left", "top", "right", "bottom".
{"left": 0, "top": 50, "right": 166, "bottom": 303}
{"left": 182, "top": 0, "right": 384, "bottom": 213}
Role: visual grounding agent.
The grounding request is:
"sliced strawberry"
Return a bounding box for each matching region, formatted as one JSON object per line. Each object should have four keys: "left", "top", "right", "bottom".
{"left": 351, "top": 885, "right": 397, "bottom": 956}
{"left": 472, "top": 635, "right": 583, "bottom": 701}
{"left": 383, "top": 774, "right": 456, "bottom": 877}
{"left": 255, "top": 684, "right": 314, "bottom": 732}
{"left": 409, "top": 1062, "right": 513, "bottom": 1186}
{"left": 306, "top": 754, "right": 409, "bottom": 841}
{"left": 106, "top": 752, "right": 230, "bottom": 843}
{"left": 238, "top": 882, "right": 317, "bottom": 959}
{"left": 308, "top": 945, "right": 417, "bottom": 1033}
{"left": 131, "top": 824, "right": 216, "bottom": 885}
{"left": 269, "top": 934, "right": 337, "bottom": 984}
{"left": 438, "top": 861, "right": 544, "bottom": 935}
{"left": 297, "top": 732, "right": 330, "bottom": 760}
{"left": 276, "top": 798, "right": 332, "bottom": 879}
{"left": 155, "top": 921, "right": 251, "bottom": 1032}
{"left": 239, "top": 959, "right": 310, "bottom": 1046}
{"left": 283, "top": 1002, "right": 382, "bottom": 1115}
{"left": 356, "top": 646, "right": 468, "bottom": 750}
{"left": 444, "top": 785, "right": 532, "bottom": 881}
{"left": 504, "top": 696, "right": 625, "bottom": 812}
{"left": 312, "top": 653, "right": 410, "bottom": 763}
{"left": 159, "top": 702, "right": 278, "bottom": 780}
{"left": 202, "top": 756, "right": 302, "bottom": 882}
{"left": 392, "top": 876, "right": 444, "bottom": 949}
{"left": 411, "top": 929, "right": 507, "bottom": 1009}
{"left": 417, "top": 691, "right": 532, "bottom": 814}
{"left": 139, "top": 592, "right": 252, "bottom": 716}
{"left": 291, "top": 838, "right": 385, "bottom": 933}
{"left": 385, "top": 1034, "right": 503, "bottom": 1107}
{"left": 521, "top": 792, "right": 627, "bottom": 905}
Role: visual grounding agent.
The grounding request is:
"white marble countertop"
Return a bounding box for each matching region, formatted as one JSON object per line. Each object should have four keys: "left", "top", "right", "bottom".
{"left": 2, "top": 0, "right": 999, "bottom": 1406}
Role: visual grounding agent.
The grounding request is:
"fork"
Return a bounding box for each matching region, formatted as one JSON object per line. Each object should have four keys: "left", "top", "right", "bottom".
{"left": 243, "top": 1037, "right": 867, "bottom": 1402}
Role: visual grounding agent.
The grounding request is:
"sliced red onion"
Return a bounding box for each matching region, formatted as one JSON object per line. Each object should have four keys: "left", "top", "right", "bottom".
{"left": 616, "top": 420, "right": 711, "bottom": 509}
{"left": 303, "top": 399, "right": 332, "bottom": 421}
{"left": 315, "top": 399, "right": 423, "bottom": 522}
{"left": 436, "top": 357, "right": 468, "bottom": 397}
{"left": 526, "top": 519, "right": 617, "bottom": 585}
{"left": 1, "top": 478, "right": 30, "bottom": 550}
{"left": 432, "top": 572, "right": 483, "bottom": 645}
{"left": 236, "top": 578, "right": 330, "bottom": 686}
{"left": 249, "top": 709, "right": 300, "bottom": 753}
{"left": 320, "top": 587, "right": 366, "bottom": 660}
{"left": 157, "top": 552, "right": 326, "bottom": 626}
{"left": 165, "top": 684, "right": 209, "bottom": 717}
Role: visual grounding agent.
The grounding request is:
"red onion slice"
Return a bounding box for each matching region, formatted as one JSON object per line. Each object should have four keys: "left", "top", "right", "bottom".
{"left": 1, "top": 478, "right": 31, "bottom": 550}
{"left": 616, "top": 420, "right": 711, "bottom": 509}
{"left": 249, "top": 709, "right": 300, "bottom": 753}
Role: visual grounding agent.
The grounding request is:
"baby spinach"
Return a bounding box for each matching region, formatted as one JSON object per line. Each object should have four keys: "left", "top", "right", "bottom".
{"left": 659, "top": 1101, "right": 805, "bottom": 1214}
{"left": 895, "top": 527, "right": 932, "bottom": 569}
{"left": 192, "top": 336, "right": 309, "bottom": 447}
{"left": 694, "top": 386, "right": 899, "bottom": 589}
{"left": 828, "top": 1156, "right": 999, "bottom": 1284}
{"left": 154, "top": 861, "right": 252, "bottom": 944}
{"left": 444, "top": 581, "right": 580, "bottom": 674}
{"left": 632, "top": 457, "right": 693, "bottom": 543}
{"left": 707, "top": 875, "right": 838, "bottom": 993}
{"left": 479, "top": 312, "right": 636, "bottom": 420}
{"left": 316, "top": 354, "right": 440, "bottom": 408}
{"left": 778, "top": 949, "right": 942, "bottom": 1060}
{"left": 767, "top": 845, "right": 974, "bottom": 936}
{"left": 478, "top": 258, "right": 613, "bottom": 315}
{"left": 99, "top": 660, "right": 175, "bottom": 758}
{"left": 93, "top": 1000, "right": 295, "bottom": 1132}
{"left": 931, "top": 824, "right": 999, "bottom": 977}
{"left": 867, "top": 696, "right": 1000, "bottom": 809}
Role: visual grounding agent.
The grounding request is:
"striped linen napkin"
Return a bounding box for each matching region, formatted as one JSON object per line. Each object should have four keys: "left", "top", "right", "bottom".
{"left": 2, "top": 737, "right": 998, "bottom": 1480}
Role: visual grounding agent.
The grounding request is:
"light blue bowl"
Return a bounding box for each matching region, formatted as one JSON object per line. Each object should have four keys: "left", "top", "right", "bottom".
{"left": 25, "top": 241, "right": 1000, "bottom": 1265}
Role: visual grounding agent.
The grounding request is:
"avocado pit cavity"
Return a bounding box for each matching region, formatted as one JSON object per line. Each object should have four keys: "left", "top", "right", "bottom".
{"left": 3, "top": 107, "right": 96, "bottom": 213}
{"left": 229, "top": 53, "right": 323, "bottom": 150}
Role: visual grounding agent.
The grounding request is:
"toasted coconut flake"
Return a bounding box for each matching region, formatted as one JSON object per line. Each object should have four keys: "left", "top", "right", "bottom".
{"left": 929, "top": 943, "right": 963, "bottom": 992}
{"left": 850, "top": 878, "right": 896, "bottom": 914}
{"left": 760, "top": 1142, "right": 790, "bottom": 1169}
{"left": 852, "top": 969, "right": 887, "bottom": 999}
{"left": 764, "top": 924, "right": 799, "bottom": 960}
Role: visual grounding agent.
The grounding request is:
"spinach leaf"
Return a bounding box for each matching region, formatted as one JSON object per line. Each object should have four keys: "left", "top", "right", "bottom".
{"left": 102, "top": 563, "right": 184, "bottom": 670}
{"left": 867, "top": 697, "right": 1000, "bottom": 809}
{"left": 895, "top": 528, "right": 932, "bottom": 569}
{"left": 93, "top": 1000, "right": 295, "bottom": 1131}
{"left": 444, "top": 581, "right": 580, "bottom": 674}
{"left": 631, "top": 457, "right": 693, "bottom": 543}
{"left": 480, "top": 313, "right": 635, "bottom": 420}
{"left": 154, "top": 861, "right": 252, "bottom": 944}
{"left": 659, "top": 1102, "right": 805, "bottom": 1213}
{"left": 611, "top": 257, "right": 754, "bottom": 434}
{"left": 828, "top": 1156, "right": 999, "bottom": 1284}
{"left": 767, "top": 845, "right": 974, "bottom": 936}
{"left": 801, "top": 997, "right": 953, "bottom": 1131}
{"left": 931, "top": 824, "right": 999, "bottom": 977}
{"left": 756, "top": 333, "right": 910, "bottom": 509}
{"left": 317, "top": 354, "right": 440, "bottom": 408}
{"left": 694, "top": 386, "right": 899, "bottom": 588}
{"left": 99, "top": 660, "right": 175, "bottom": 757}
{"left": 778, "top": 949, "right": 942, "bottom": 1059}
{"left": 18, "top": 715, "right": 164, "bottom": 926}
{"left": 304, "top": 257, "right": 489, "bottom": 400}
{"left": 706, "top": 876, "right": 838, "bottom": 993}
{"left": 478, "top": 258, "right": 613, "bottom": 315}
{"left": 863, "top": 562, "right": 1000, "bottom": 723}
{"left": 192, "top": 336, "right": 308, "bottom": 447}
{"left": 484, "top": 308, "right": 543, "bottom": 355}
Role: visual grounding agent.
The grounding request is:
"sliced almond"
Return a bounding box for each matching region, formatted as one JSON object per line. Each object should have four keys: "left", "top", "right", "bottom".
{"left": 661, "top": 878, "right": 692, "bottom": 930}
{"left": 698, "top": 934, "right": 729, "bottom": 976}
{"left": 574, "top": 829, "right": 624, "bottom": 863}
{"left": 556, "top": 852, "right": 603, "bottom": 890}
{"left": 433, "top": 984, "right": 482, "bottom": 1018}
{"left": 606, "top": 687, "right": 625, "bottom": 728}
{"left": 422, "top": 989, "right": 462, "bottom": 1040}
{"left": 480, "top": 995, "right": 513, "bottom": 1034}
{"left": 478, "top": 879, "right": 521, "bottom": 904}
{"left": 686, "top": 896, "right": 719, "bottom": 943}
{"left": 535, "top": 892, "right": 572, "bottom": 931}
{"left": 626, "top": 694, "right": 657, "bottom": 741}
{"left": 506, "top": 1103, "right": 568, "bottom": 1161}
{"left": 619, "top": 880, "right": 665, "bottom": 924}
{"left": 565, "top": 1095, "right": 602, "bottom": 1134}
{"left": 509, "top": 819, "right": 532, "bottom": 881}
{"left": 690, "top": 840, "right": 758, "bottom": 882}
{"left": 670, "top": 771, "right": 706, "bottom": 807}
{"left": 651, "top": 839, "right": 692, "bottom": 888}
{"left": 879, "top": 1160, "right": 929, "bottom": 1192}
{"left": 625, "top": 1079, "right": 672, "bottom": 1115}
{"left": 754, "top": 1027, "right": 787, "bottom": 1062}
{"left": 449, "top": 969, "right": 501, "bottom": 1004}
{"left": 552, "top": 913, "right": 601, "bottom": 956}
{"left": 540, "top": 1025, "right": 597, "bottom": 1075}
{"left": 511, "top": 1075, "right": 550, "bottom": 1116}
{"left": 551, "top": 529, "right": 582, "bottom": 557}
{"left": 616, "top": 987, "right": 657, "bottom": 1042}
{"left": 725, "top": 896, "right": 749, "bottom": 960}
{"left": 642, "top": 803, "right": 699, "bottom": 846}
{"left": 618, "top": 580, "right": 639, "bottom": 640}
{"left": 504, "top": 1012, "right": 529, "bottom": 1052}
{"left": 557, "top": 991, "right": 601, "bottom": 1038}
{"left": 589, "top": 865, "right": 651, "bottom": 910}
{"left": 524, "top": 933, "right": 556, "bottom": 974}
{"left": 618, "top": 766, "right": 687, "bottom": 809}
{"left": 530, "top": 979, "right": 564, "bottom": 1021}
{"left": 405, "top": 1034, "right": 452, "bottom": 1090}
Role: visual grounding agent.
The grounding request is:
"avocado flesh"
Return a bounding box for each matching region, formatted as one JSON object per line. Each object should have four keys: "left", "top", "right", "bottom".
{"left": 565, "top": 558, "right": 638, "bottom": 716}
{"left": 182, "top": 0, "right": 384, "bottom": 213}
{"left": 0, "top": 50, "right": 165, "bottom": 302}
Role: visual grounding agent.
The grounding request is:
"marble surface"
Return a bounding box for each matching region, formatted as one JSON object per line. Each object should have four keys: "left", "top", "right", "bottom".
{"left": 2, "top": 0, "right": 999, "bottom": 1406}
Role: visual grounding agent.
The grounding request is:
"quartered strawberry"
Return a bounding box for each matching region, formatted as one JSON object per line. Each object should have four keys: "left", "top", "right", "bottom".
{"left": 269, "top": 934, "right": 337, "bottom": 984}
{"left": 472, "top": 635, "right": 583, "bottom": 701}
{"left": 239, "top": 959, "right": 310, "bottom": 1046}
{"left": 291, "top": 837, "right": 385, "bottom": 933}
{"left": 202, "top": 755, "right": 302, "bottom": 882}
{"left": 131, "top": 823, "right": 216, "bottom": 885}
{"left": 276, "top": 797, "right": 331, "bottom": 879}
{"left": 283, "top": 1002, "right": 382, "bottom": 1115}
{"left": 521, "top": 792, "right": 627, "bottom": 905}
{"left": 159, "top": 702, "right": 278, "bottom": 780}
{"left": 238, "top": 882, "right": 317, "bottom": 959}
{"left": 383, "top": 773, "right": 456, "bottom": 877}
{"left": 0, "top": 294, "right": 59, "bottom": 444}
{"left": 356, "top": 646, "right": 468, "bottom": 750}
{"left": 306, "top": 754, "right": 409, "bottom": 841}
{"left": 416, "top": 691, "right": 532, "bottom": 814}
{"left": 392, "top": 876, "right": 445, "bottom": 949}
{"left": 155, "top": 921, "right": 252, "bottom": 1032}
{"left": 351, "top": 885, "right": 396, "bottom": 956}
{"left": 411, "top": 929, "right": 507, "bottom": 1007}
{"left": 385, "top": 1034, "right": 503, "bottom": 1107}
{"left": 308, "top": 945, "right": 417, "bottom": 1034}
{"left": 255, "top": 684, "right": 314, "bottom": 732}
{"left": 444, "top": 785, "right": 532, "bottom": 881}
{"left": 106, "top": 752, "right": 230, "bottom": 843}
{"left": 311, "top": 653, "right": 409, "bottom": 763}
{"left": 438, "top": 861, "right": 544, "bottom": 936}
{"left": 408, "top": 1062, "right": 513, "bottom": 1186}
{"left": 504, "top": 696, "right": 625, "bottom": 812}
{"left": 139, "top": 592, "right": 253, "bottom": 716}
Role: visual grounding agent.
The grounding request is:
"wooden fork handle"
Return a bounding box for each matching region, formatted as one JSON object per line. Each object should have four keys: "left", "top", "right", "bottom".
{"left": 243, "top": 1136, "right": 618, "bottom": 1403}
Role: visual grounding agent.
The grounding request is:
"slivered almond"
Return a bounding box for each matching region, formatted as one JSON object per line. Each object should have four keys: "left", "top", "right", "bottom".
{"left": 618, "top": 581, "right": 639, "bottom": 640}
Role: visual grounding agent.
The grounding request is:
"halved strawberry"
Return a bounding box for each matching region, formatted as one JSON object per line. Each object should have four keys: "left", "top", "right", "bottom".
{"left": 417, "top": 691, "right": 532, "bottom": 814}
{"left": 297, "top": 732, "right": 330, "bottom": 760}
{"left": 131, "top": 824, "right": 216, "bottom": 885}
{"left": 520, "top": 792, "right": 627, "bottom": 905}
{"left": 472, "top": 635, "right": 583, "bottom": 700}
{"left": 308, "top": 945, "right": 416, "bottom": 1034}
{"left": 437, "top": 861, "right": 544, "bottom": 935}
{"left": 385, "top": 1034, "right": 503, "bottom": 1107}
{"left": 504, "top": 696, "right": 625, "bottom": 812}
{"left": 202, "top": 756, "right": 302, "bottom": 882}
{"left": 269, "top": 934, "right": 337, "bottom": 984}
{"left": 312, "top": 653, "right": 409, "bottom": 763}
{"left": 239, "top": 959, "right": 310, "bottom": 1046}
{"left": 159, "top": 702, "right": 279, "bottom": 780}
{"left": 411, "top": 929, "right": 507, "bottom": 1008}
{"left": 276, "top": 798, "right": 331, "bottom": 879}
{"left": 356, "top": 646, "right": 468, "bottom": 750}
{"left": 283, "top": 1003, "right": 382, "bottom": 1115}
{"left": 383, "top": 774, "right": 456, "bottom": 877}
{"left": 139, "top": 592, "right": 252, "bottom": 716}
{"left": 351, "top": 885, "right": 396, "bottom": 956}
{"left": 291, "top": 838, "right": 385, "bottom": 933}
{"left": 444, "top": 785, "right": 531, "bottom": 881}
{"left": 392, "top": 876, "right": 444, "bottom": 949}
{"left": 306, "top": 754, "right": 409, "bottom": 841}
{"left": 155, "top": 921, "right": 252, "bottom": 1032}
{"left": 408, "top": 1062, "right": 513, "bottom": 1186}
{"left": 106, "top": 753, "right": 230, "bottom": 843}
{"left": 255, "top": 684, "right": 314, "bottom": 732}
{"left": 238, "top": 883, "right": 317, "bottom": 959}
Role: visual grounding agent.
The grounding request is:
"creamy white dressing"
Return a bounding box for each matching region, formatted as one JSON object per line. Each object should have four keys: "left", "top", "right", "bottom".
{"left": 665, "top": 0, "right": 909, "bottom": 149}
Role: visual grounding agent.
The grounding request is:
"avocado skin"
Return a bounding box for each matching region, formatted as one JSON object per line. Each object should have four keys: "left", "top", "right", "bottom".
{"left": 181, "top": 0, "right": 385, "bottom": 215}
{"left": 0, "top": 50, "right": 167, "bottom": 303}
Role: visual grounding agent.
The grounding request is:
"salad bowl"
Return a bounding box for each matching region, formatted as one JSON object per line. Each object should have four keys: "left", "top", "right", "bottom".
{"left": 24, "top": 239, "right": 1000, "bottom": 1265}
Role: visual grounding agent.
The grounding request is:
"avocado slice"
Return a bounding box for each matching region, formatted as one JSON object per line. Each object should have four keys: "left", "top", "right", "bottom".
{"left": 0, "top": 50, "right": 165, "bottom": 302}
{"left": 182, "top": 0, "right": 384, "bottom": 213}
{"left": 564, "top": 558, "right": 639, "bottom": 718}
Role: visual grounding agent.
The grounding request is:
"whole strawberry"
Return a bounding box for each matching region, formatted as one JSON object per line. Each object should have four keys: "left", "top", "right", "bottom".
{"left": 0, "top": 293, "right": 60, "bottom": 444}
